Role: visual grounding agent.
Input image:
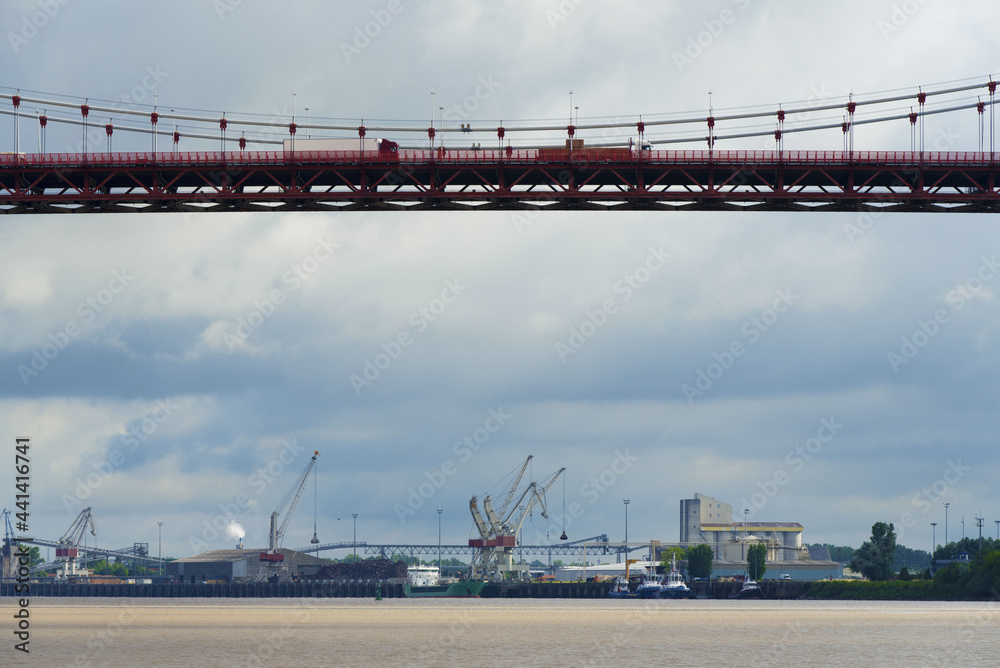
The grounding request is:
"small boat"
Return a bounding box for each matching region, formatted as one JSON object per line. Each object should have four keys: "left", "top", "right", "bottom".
{"left": 635, "top": 567, "right": 663, "bottom": 599}
{"left": 609, "top": 576, "right": 632, "bottom": 598}
{"left": 737, "top": 575, "right": 764, "bottom": 599}
{"left": 659, "top": 555, "right": 691, "bottom": 599}
{"left": 609, "top": 559, "right": 638, "bottom": 598}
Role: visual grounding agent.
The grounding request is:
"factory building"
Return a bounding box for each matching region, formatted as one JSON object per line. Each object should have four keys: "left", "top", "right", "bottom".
{"left": 680, "top": 493, "right": 804, "bottom": 561}
{"left": 167, "top": 548, "right": 327, "bottom": 583}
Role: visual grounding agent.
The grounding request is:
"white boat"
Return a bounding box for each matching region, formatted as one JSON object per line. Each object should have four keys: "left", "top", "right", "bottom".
{"left": 609, "top": 576, "right": 631, "bottom": 598}
{"left": 659, "top": 555, "right": 691, "bottom": 599}
{"left": 635, "top": 567, "right": 663, "bottom": 599}
{"left": 737, "top": 575, "right": 764, "bottom": 599}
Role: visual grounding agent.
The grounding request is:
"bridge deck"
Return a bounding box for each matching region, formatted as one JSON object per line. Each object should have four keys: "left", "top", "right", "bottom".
{"left": 2, "top": 149, "right": 998, "bottom": 214}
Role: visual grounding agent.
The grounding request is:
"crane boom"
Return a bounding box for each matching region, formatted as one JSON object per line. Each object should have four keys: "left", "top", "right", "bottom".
{"left": 482, "top": 495, "right": 503, "bottom": 535}
{"left": 469, "top": 496, "right": 490, "bottom": 538}
{"left": 507, "top": 467, "right": 565, "bottom": 538}
{"left": 58, "top": 507, "right": 96, "bottom": 547}
{"left": 497, "top": 456, "right": 532, "bottom": 521}
{"left": 269, "top": 450, "right": 319, "bottom": 552}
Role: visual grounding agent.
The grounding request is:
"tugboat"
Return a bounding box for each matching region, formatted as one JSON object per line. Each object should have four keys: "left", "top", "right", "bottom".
{"left": 609, "top": 559, "right": 637, "bottom": 599}
{"left": 609, "top": 576, "right": 632, "bottom": 598}
{"left": 737, "top": 573, "right": 764, "bottom": 599}
{"left": 659, "top": 555, "right": 691, "bottom": 600}
{"left": 635, "top": 566, "right": 664, "bottom": 599}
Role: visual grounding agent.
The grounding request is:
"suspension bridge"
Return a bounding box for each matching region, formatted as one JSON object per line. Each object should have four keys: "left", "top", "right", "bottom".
{"left": 1, "top": 77, "right": 998, "bottom": 214}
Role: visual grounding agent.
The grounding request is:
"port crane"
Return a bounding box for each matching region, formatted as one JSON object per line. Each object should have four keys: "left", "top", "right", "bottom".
{"left": 53, "top": 507, "right": 97, "bottom": 577}
{"left": 262, "top": 450, "right": 319, "bottom": 564}
{"left": 469, "top": 456, "right": 565, "bottom": 581}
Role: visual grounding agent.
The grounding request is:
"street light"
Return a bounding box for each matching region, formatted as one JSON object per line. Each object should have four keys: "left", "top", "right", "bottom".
{"left": 437, "top": 507, "right": 443, "bottom": 575}
{"left": 352, "top": 513, "right": 358, "bottom": 561}
{"left": 743, "top": 508, "right": 749, "bottom": 560}
{"left": 995, "top": 520, "right": 999, "bottom": 541}
{"left": 623, "top": 499, "right": 630, "bottom": 558}
{"left": 931, "top": 522, "right": 937, "bottom": 555}
{"left": 157, "top": 521, "right": 162, "bottom": 577}
{"left": 943, "top": 503, "right": 950, "bottom": 546}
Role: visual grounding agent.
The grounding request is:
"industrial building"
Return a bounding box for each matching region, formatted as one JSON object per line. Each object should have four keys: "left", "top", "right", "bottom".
{"left": 680, "top": 493, "right": 805, "bottom": 560}
{"left": 166, "top": 548, "right": 327, "bottom": 583}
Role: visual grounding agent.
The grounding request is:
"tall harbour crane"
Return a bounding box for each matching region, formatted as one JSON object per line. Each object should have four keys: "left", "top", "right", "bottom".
{"left": 469, "top": 456, "right": 565, "bottom": 581}
{"left": 55, "top": 507, "right": 97, "bottom": 576}
{"left": 262, "top": 450, "right": 319, "bottom": 564}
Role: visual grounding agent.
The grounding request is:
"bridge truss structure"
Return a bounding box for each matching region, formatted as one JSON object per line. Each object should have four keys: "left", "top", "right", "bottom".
{"left": 1, "top": 76, "right": 998, "bottom": 214}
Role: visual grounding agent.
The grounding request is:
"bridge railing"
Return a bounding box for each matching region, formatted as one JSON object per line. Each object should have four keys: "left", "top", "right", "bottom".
{"left": 1, "top": 149, "right": 997, "bottom": 168}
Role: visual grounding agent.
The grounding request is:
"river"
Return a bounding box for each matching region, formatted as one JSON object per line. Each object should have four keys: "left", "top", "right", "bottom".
{"left": 2, "top": 598, "right": 997, "bottom": 666}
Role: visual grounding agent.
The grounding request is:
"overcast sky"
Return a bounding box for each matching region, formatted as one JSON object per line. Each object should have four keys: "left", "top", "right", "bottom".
{"left": 1, "top": 1, "right": 999, "bottom": 562}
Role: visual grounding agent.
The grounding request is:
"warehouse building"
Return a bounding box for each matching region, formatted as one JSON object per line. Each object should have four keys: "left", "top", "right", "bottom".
{"left": 167, "top": 548, "right": 327, "bottom": 583}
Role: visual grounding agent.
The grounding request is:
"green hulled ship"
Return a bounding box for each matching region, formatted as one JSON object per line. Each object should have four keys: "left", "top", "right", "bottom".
{"left": 403, "top": 565, "right": 485, "bottom": 598}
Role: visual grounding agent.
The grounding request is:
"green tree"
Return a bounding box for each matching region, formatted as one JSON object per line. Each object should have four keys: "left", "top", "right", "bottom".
{"left": 747, "top": 543, "right": 767, "bottom": 580}
{"left": 850, "top": 522, "right": 897, "bottom": 581}
{"left": 686, "top": 544, "right": 714, "bottom": 579}
{"left": 28, "top": 546, "right": 42, "bottom": 567}
{"left": 659, "top": 546, "right": 687, "bottom": 571}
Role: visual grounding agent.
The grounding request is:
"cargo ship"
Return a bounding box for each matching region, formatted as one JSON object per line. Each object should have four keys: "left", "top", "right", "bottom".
{"left": 403, "top": 565, "right": 486, "bottom": 598}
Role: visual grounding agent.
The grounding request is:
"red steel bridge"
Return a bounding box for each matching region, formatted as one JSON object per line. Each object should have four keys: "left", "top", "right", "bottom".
{"left": 1, "top": 77, "right": 998, "bottom": 214}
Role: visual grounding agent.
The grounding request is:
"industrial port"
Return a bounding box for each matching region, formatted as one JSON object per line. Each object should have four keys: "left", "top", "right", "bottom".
{"left": 2, "top": 453, "right": 842, "bottom": 598}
